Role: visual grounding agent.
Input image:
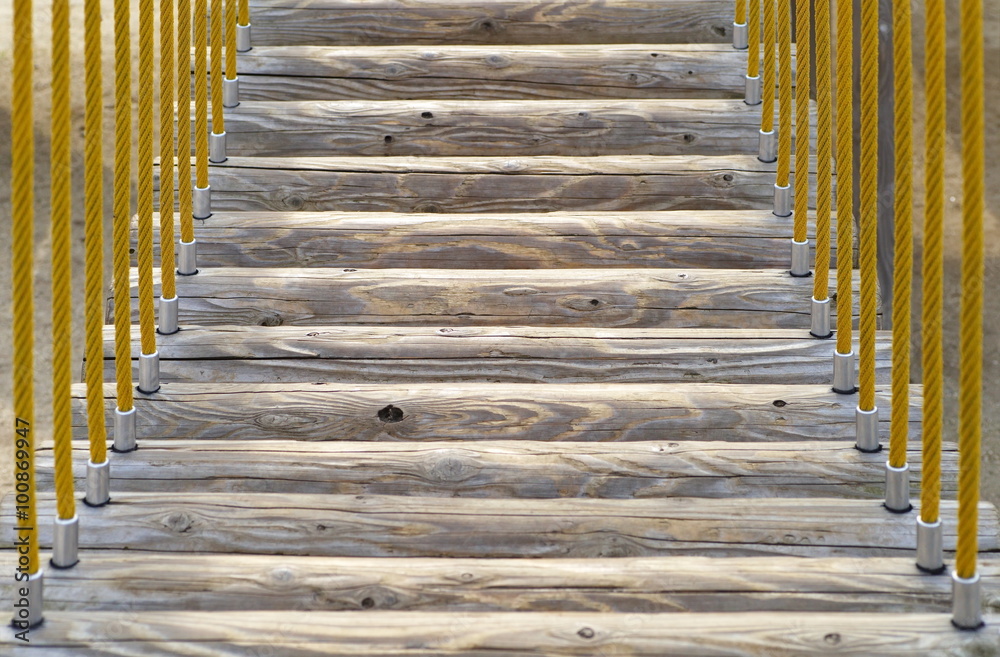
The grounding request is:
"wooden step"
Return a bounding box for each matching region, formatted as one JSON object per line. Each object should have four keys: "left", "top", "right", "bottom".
{"left": 230, "top": 44, "right": 755, "bottom": 101}
{"left": 16, "top": 610, "right": 1000, "bottom": 655}
{"left": 40, "top": 440, "right": 954, "bottom": 498}
{"left": 160, "top": 155, "right": 816, "bottom": 213}
{"left": 149, "top": 210, "right": 843, "bottom": 270}
{"left": 246, "top": 0, "right": 733, "bottom": 46}
{"left": 37, "top": 553, "right": 999, "bottom": 613}
{"left": 105, "top": 326, "right": 880, "bottom": 385}
{"left": 72, "top": 382, "right": 914, "bottom": 443}
{"left": 116, "top": 267, "right": 846, "bottom": 328}
{"left": 6, "top": 493, "right": 997, "bottom": 557}
{"left": 217, "top": 99, "right": 812, "bottom": 157}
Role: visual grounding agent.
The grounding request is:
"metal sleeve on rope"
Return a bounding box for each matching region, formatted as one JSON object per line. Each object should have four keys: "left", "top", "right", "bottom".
{"left": 812, "top": 0, "right": 833, "bottom": 304}
{"left": 113, "top": 0, "right": 135, "bottom": 414}
{"left": 834, "top": 0, "right": 855, "bottom": 360}
{"left": 138, "top": 0, "right": 160, "bottom": 373}
{"left": 793, "top": 0, "right": 811, "bottom": 245}
{"left": 734, "top": 0, "right": 748, "bottom": 49}
{"left": 159, "top": 0, "right": 177, "bottom": 308}
{"left": 857, "top": 0, "right": 879, "bottom": 417}
{"left": 775, "top": 0, "right": 792, "bottom": 189}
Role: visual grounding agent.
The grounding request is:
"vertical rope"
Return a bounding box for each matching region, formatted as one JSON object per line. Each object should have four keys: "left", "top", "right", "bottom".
{"left": 748, "top": 0, "right": 760, "bottom": 78}
{"left": 736, "top": 0, "right": 747, "bottom": 25}
{"left": 834, "top": 0, "right": 854, "bottom": 355}
{"left": 12, "top": 0, "right": 40, "bottom": 576}
{"left": 137, "top": 0, "right": 158, "bottom": 356}
{"left": 955, "top": 0, "right": 984, "bottom": 582}
{"left": 226, "top": 0, "right": 237, "bottom": 81}
{"left": 857, "top": 0, "right": 879, "bottom": 412}
{"left": 113, "top": 0, "right": 134, "bottom": 411}
{"left": 920, "top": 0, "right": 945, "bottom": 526}
{"left": 211, "top": 0, "right": 225, "bottom": 134}
{"left": 760, "top": 0, "right": 776, "bottom": 133}
{"left": 813, "top": 0, "right": 833, "bottom": 298}
{"left": 195, "top": 0, "right": 210, "bottom": 188}
{"left": 179, "top": 0, "right": 195, "bottom": 240}
{"left": 793, "top": 0, "right": 811, "bottom": 243}
{"left": 776, "top": 0, "right": 793, "bottom": 187}
{"left": 50, "top": 0, "right": 76, "bottom": 522}
{"left": 84, "top": 0, "right": 108, "bottom": 465}
{"left": 160, "top": 0, "right": 177, "bottom": 300}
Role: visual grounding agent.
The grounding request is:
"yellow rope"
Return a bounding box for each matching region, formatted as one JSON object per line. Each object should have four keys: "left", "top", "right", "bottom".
{"left": 792, "top": 0, "right": 811, "bottom": 243}
{"left": 760, "top": 0, "right": 775, "bottom": 132}
{"left": 226, "top": 0, "right": 237, "bottom": 81}
{"left": 113, "top": 0, "right": 135, "bottom": 412}
{"left": 84, "top": 0, "right": 108, "bottom": 465}
{"left": 747, "top": 0, "right": 760, "bottom": 78}
{"left": 50, "top": 0, "right": 76, "bottom": 521}
{"left": 195, "top": 0, "right": 209, "bottom": 188}
{"left": 920, "top": 0, "right": 945, "bottom": 526}
{"left": 160, "top": 0, "right": 177, "bottom": 301}
{"left": 179, "top": 0, "right": 195, "bottom": 241}
{"left": 776, "top": 0, "right": 792, "bottom": 188}
{"left": 138, "top": 0, "right": 158, "bottom": 356}
{"left": 736, "top": 0, "right": 746, "bottom": 25}
{"left": 239, "top": 0, "right": 249, "bottom": 25}
{"left": 12, "top": 0, "right": 40, "bottom": 576}
{"left": 812, "top": 0, "right": 832, "bottom": 299}
{"left": 834, "top": 0, "right": 854, "bottom": 356}
{"left": 211, "top": 0, "right": 225, "bottom": 133}
{"left": 889, "top": 0, "right": 913, "bottom": 469}
{"left": 955, "top": 0, "right": 984, "bottom": 582}
{"left": 857, "top": 0, "right": 878, "bottom": 412}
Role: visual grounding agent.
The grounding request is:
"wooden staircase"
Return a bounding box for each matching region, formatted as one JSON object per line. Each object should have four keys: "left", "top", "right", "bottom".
{"left": 22, "top": 0, "right": 1000, "bottom": 652}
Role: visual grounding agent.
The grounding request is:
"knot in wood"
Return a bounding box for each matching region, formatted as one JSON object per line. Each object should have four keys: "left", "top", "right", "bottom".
{"left": 427, "top": 452, "right": 480, "bottom": 483}
{"left": 378, "top": 405, "right": 405, "bottom": 423}
{"left": 163, "top": 511, "right": 195, "bottom": 534}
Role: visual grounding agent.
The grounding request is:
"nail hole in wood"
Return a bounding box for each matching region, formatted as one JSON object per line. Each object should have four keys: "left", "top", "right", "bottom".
{"left": 378, "top": 405, "right": 404, "bottom": 423}
{"left": 773, "top": 400, "right": 787, "bottom": 407}
{"left": 421, "top": 111, "right": 433, "bottom": 119}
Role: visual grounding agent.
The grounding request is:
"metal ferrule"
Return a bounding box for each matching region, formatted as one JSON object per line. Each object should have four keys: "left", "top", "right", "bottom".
{"left": 951, "top": 571, "right": 984, "bottom": 630}
{"left": 193, "top": 185, "right": 211, "bottom": 220}
{"left": 224, "top": 76, "right": 240, "bottom": 108}
{"left": 114, "top": 406, "right": 137, "bottom": 453}
{"left": 86, "top": 459, "right": 111, "bottom": 507}
{"left": 138, "top": 351, "right": 160, "bottom": 394}
{"left": 855, "top": 405, "right": 880, "bottom": 453}
{"left": 884, "top": 461, "right": 911, "bottom": 512}
{"left": 51, "top": 515, "right": 79, "bottom": 569}
{"left": 758, "top": 129, "right": 777, "bottom": 163}
{"left": 916, "top": 517, "right": 944, "bottom": 573}
{"left": 745, "top": 74, "right": 762, "bottom": 106}
{"left": 773, "top": 183, "right": 792, "bottom": 217}
{"left": 810, "top": 297, "right": 832, "bottom": 338}
{"left": 833, "top": 349, "right": 856, "bottom": 394}
{"left": 733, "top": 22, "right": 748, "bottom": 49}
{"left": 790, "top": 238, "right": 810, "bottom": 277}
{"left": 237, "top": 23, "right": 252, "bottom": 52}
{"left": 159, "top": 296, "right": 179, "bottom": 335}
{"left": 210, "top": 130, "right": 227, "bottom": 163}
{"left": 179, "top": 239, "right": 198, "bottom": 276}
{"left": 12, "top": 570, "right": 43, "bottom": 628}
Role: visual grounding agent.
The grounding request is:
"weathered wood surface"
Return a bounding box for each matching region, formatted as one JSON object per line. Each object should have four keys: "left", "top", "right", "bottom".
{"left": 230, "top": 45, "right": 754, "bottom": 101}
{"left": 147, "top": 210, "right": 844, "bottom": 269}
{"left": 246, "top": 0, "right": 734, "bottom": 46}
{"left": 114, "top": 267, "right": 851, "bottom": 328}
{"left": 71, "top": 382, "right": 917, "bottom": 443}
{"left": 103, "top": 326, "right": 883, "bottom": 385}
{"left": 159, "top": 155, "right": 820, "bottom": 213}
{"left": 38, "top": 440, "right": 953, "bottom": 499}
{"left": 28, "top": 553, "right": 1000, "bottom": 613}
{"left": 4, "top": 493, "right": 997, "bottom": 557}
{"left": 8, "top": 611, "right": 999, "bottom": 656}
{"left": 218, "top": 100, "right": 814, "bottom": 157}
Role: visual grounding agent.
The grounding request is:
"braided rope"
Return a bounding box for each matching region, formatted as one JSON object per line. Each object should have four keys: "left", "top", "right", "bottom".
{"left": 195, "top": 0, "right": 209, "bottom": 187}
{"left": 793, "top": 0, "right": 811, "bottom": 243}
{"left": 178, "top": 0, "right": 195, "bottom": 241}
{"left": 955, "top": 0, "right": 984, "bottom": 581}
{"left": 12, "top": 0, "right": 40, "bottom": 575}
{"left": 736, "top": 0, "right": 746, "bottom": 24}
{"left": 226, "top": 0, "right": 238, "bottom": 81}
{"left": 113, "top": 0, "right": 135, "bottom": 411}
{"left": 834, "top": 0, "right": 854, "bottom": 355}
{"left": 160, "top": 0, "right": 177, "bottom": 300}
{"left": 857, "top": 0, "right": 879, "bottom": 412}
{"left": 812, "top": 0, "right": 832, "bottom": 298}
{"left": 920, "top": 0, "right": 945, "bottom": 526}
{"left": 137, "top": 0, "right": 158, "bottom": 356}
{"left": 747, "top": 0, "right": 760, "bottom": 77}
{"left": 239, "top": 0, "right": 249, "bottom": 25}
{"left": 776, "top": 0, "right": 792, "bottom": 187}
{"left": 211, "top": 0, "right": 225, "bottom": 133}
{"left": 760, "top": 0, "right": 775, "bottom": 132}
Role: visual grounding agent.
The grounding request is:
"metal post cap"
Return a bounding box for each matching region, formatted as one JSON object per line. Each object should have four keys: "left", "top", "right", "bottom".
{"left": 916, "top": 517, "right": 945, "bottom": 574}
{"left": 745, "top": 75, "right": 762, "bottom": 106}
{"left": 159, "top": 295, "right": 179, "bottom": 335}
{"left": 11, "top": 570, "right": 43, "bottom": 628}
{"left": 51, "top": 515, "right": 79, "bottom": 569}
{"left": 179, "top": 238, "right": 198, "bottom": 276}
{"left": 855, "top": 405, "right": 880, "bottom": 453}
{"left": 86, "top": 459, "right": 111, "bottom": 507}
{"left": 193, "top": 185, "right": 211, "bottom": 220}
{"left": 210, "top": 131, "right": 227, "bottom": 163}
{"left": 810, "top": 297, "right": 832, "bottom": 338}
{"left": 833, "top": 350, "right": 857, "bottom": 394}
{"left": 113, "top": 406, "right": 137, "bottom": 453}
{"left": 758, "top": 129, "right": 777, "bottom": 163}
{"left": 952, "top": 571, "right": 984, "bottom": 630}
{"left": 790, "top": 238, "right": 810, "bottom": 277}
{"left": 733, "top": 22, "right": 748, "bottom": 49}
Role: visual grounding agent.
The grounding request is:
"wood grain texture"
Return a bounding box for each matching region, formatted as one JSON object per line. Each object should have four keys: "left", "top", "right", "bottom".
{"left": 111, "top": 267, "right": 853, "bottom": 328}
{"left": 103, "top": 326, "right": 883, "bottom": 385}
{"left": 8, "top": 611, "right": 999, "bottom": 656}
{"left": 3, "top": 493, "right": 997, "bottom": 558}
{"left": 71, "top": 382, "right": 916, "bottom": 443}
{"left": 147, "top": 210, "right": 845, "bottom": 269}
{"left": 31, "top": 553, "right": 1000, "bottom": 613}
{"left": 37, "top": 440, "right": 956, "bottom": 499}
{"left": 246, "top": 0, "right": 734, "bottom": 46}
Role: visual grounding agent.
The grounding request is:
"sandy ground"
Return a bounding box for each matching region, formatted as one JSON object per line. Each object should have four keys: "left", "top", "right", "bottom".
{"left": 0, "top": 1, "right": 998, "bottom": 510}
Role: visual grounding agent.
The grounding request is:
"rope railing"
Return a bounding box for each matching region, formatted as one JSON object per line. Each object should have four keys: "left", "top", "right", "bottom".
{"left": 758, "top": 0, "right": 776, "bottom": 161}
{"left": 210, "top": 0, "right": 228, "bottom": 162}
{"left": 773, "top": 0, "right": 792, "bottom": 218}
{"left": 733, "top": 0, "right": 748, "bottom": 49}
{"left": 226, "top": 0, "right": 241, "bottom": 107}
{"left": 744, "top": 0, "right": 761, "bottom": 104}
{"left": 809, "top": 0, "right": 833, "bottom": 339}
{"left": 160, "top": 0, "right": 180, "bottom": 336}
{"left": 789, "top": 0, "right": 812, "bottom": 279}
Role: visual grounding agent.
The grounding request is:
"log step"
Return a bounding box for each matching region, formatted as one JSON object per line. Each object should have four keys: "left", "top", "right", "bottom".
{"left": 37, "top": 553, "right": 1000, "bottom": 613}
{"left": 5, "top": 492, "right": 998, "bottom": 558}
{"left": 39, "top": 440, "right": 955, "bottom": 499}
{"left": 116, "top": 267, "right": 848, "bottom": 329}
{"left": 105, "top": 326, "right": 881, "bottom": 385}
{"left": 72, "top": 382, "right": 916, "bottom": 443}
{"left": 245, "top": 0, "right": 734, "bottom": 46}
{"left": 228, "top": 44, "right": 757, "bottom": 101}
{"left": 149, "top": 210, "right": 843, "bottom": 270}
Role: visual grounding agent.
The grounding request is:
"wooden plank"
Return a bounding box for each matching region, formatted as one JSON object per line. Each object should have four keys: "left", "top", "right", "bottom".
{"left": 3, "top": 493, "right": 997, "bottom": 557}
{"left": 230, "top": 44, "right": 754, "bottom": 101}
{"left": 71, "top": 382, "right": 917, "bottom": 443}
{"left": 159, "top": 155, "right": 820, "bottom": 213}
{"left": 218, "top": 99, "right": 815, "bottom": 157}
{"left": 246, "top": 0, "right": 734, "bottom": 46}
{"left": 10, "top": 611, "right": 999, "bottom": 655}
{"left": 112, "top": 267, "right": 850, "bottom": 328}
{"left": 104, "top": 326, "right": 883, "bottom": 385}
{"left": 38, "top": 440, "right": 957, "bottom": 499}
{"left": 32, "top": 553, "right": 1000, "bottom": 613}
{"left": 148, "top": 210, "right": 846, "bottom": 269}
